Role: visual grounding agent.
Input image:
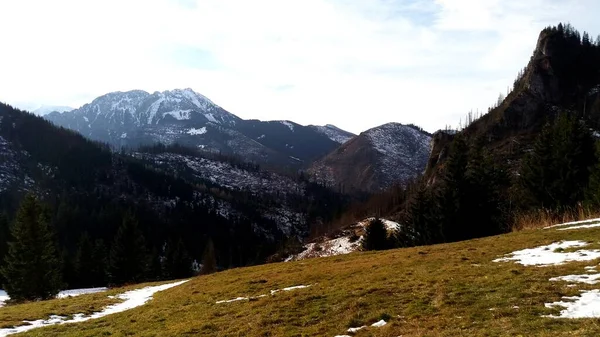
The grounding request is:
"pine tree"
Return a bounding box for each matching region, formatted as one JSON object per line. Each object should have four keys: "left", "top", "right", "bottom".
{"left": 1, "top": 194, "right": 62, "bottom": 302}
{"left": 108, "top": 212, "right": 148, "bottom": 285}
{"left": 90, "top": 239, "right": 108, "bottom": 286}
{"left": 403, "top": 185, "right": 439, "bottom": 246}
{"left": 439, "top": 136, "right": 470, "bottom": 242}
{"left": 164, "top": 239, "right": 192, "bottom": 279}
{"left": 74, "top": 233, "right": 96, "bottom": 288}
{"left": 362, "top": 218, "right": 388, "bottom": 251}
{"left": 201, "top": 239, "right": 217, "bottom": 275}
{"left": 521, "top": 114, "right": 595, "bottom": 209}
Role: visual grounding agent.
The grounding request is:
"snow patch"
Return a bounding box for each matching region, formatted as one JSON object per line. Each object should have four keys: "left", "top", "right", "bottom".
{"left": 0, "top": 281, "right": 187, "bottom": 336}
{"left": 56, "top": 287, "right": 108, "bottom": 298}
{"left": 121, "top": 133, "right": 127, "bottom": 139}
{"left": 280, "top": 121, "right": 295, "bottom": 131}
{"left": 163, "top": 109, "right": 192, "bottom": 120}
{"left": 204, "top": 113, "right": 219, "bottom": 124}
{"left": 546, "top": 218, "right": 600, "bottom": 229}
{"left": 557, "top": 223, "right": 600, "bottom": 231}
{"left": 550, "top": 273, "right": 600, "bottom": 285}
{"left": 493, "top": 241, "right": 600, "bottom": 266}
{"left": 545, "top": 290, "right": 600, "bottom": 318}
{"left": 187, "top": 127, "right": 207, "bottom": 135}
{"left": 216, "top": 285, "right": 311, "bottom": 304}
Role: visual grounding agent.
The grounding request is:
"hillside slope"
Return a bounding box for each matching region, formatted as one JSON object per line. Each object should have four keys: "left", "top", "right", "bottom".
{"left": 426, "top": 25, "right": 600, "bottom": 181}
{"left": 7, "top": 219, "right": 600, "bottom": 336}
{"left": 0, "top": 103, "right": 348, "bottom": 288}
{"left": 309, "top": 123, "right": 431, "bottom": 192}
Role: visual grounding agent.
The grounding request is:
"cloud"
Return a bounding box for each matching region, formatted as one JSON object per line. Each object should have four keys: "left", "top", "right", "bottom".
{"left": 1, "top": 0, "right": 599, "bottom": 133}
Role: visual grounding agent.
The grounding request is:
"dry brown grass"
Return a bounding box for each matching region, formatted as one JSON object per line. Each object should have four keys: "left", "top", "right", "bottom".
{"left": 512, "top": 205, "right": 600, "bottom": 231}
{"left": 6, "top": 223, "right": 600, "bottom": 336}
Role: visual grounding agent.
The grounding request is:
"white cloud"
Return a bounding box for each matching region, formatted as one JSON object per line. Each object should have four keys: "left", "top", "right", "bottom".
{"left": 1, "top": 0, "right": 599, "bottom": 133}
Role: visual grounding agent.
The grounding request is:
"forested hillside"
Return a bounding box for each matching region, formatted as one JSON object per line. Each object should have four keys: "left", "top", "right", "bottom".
{"left": 332, "top": 24, "right": 600, "bottom": 253}
{"left": 0, "top": 103, "right": 349, "bottom": 289}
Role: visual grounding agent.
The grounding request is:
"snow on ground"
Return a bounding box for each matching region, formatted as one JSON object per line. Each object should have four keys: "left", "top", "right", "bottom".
{"left": 557, "top": 223, "right": 600, "bottom": 231}
{"left": 546, "top": 218, "right": 600, "bottom": 229}
{"left": 286, "top": 217, "right": 402, "bottom": 262}
{"left": 56, "top": 287, "right": 108, "bottom": 298}
{"left": 0, "top": 287, "right": 108, "bottom": 307}
{"left": 493, "top": 241, "right": 600, "bottom": 266}
{"left": 270, "top": 285, "right": 311, "bottom": 295}
{"left": 550, "top": 273, "right": 600, "bottom": 285}
{"left": 216, "top": 285, "right": 311, "bottom": 304}
{"left": 286, "top": 236, "right": 361, "bottom": 262}
{"left": 186, "top": 127, "right": 207, "bottom": 135}
{"left": 0, "top": 281, "right": 187, "bottom": 336}
{"left": 357, "top": 217, "right": 401, "bottom": 231}
{"left": 341, "top": 319, "right": 388, "bottom": 335}
{"left": 545, "top": 290, "right": 600, "bottom": 318}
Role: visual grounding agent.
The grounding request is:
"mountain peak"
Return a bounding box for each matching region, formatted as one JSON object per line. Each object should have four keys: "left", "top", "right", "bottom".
{"left": 32, "top": 105, "right": 74, "bottom": 116}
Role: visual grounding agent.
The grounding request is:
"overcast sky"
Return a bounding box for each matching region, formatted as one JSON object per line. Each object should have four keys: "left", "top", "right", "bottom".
{"left": 1, "top": 0, "right": 599, "bottom": 133}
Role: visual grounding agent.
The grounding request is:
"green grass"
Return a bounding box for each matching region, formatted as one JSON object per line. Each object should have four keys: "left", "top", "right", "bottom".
{"left": 7, "top": 225, "right": 600, "bottom": 336}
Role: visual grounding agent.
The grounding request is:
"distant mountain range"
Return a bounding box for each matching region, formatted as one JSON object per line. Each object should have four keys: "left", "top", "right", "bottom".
{"left": 32, "top": 105, "right": 74, "bottom": 116}
{"left": 44, "top": 89, "right": 354, "bottom": 167}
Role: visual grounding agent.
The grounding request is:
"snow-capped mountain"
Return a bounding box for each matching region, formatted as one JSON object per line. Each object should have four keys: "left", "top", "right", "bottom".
{"left": 309, "top": 124, "right": 355, "bottom": 144}
{"left": 32, "top": 105, "right": 74, "bottom": 116}
{"left": 309, "top": 123, "right": 432, "bottom": 192}
{"left": 45, "top": 89, "right": 344, "bottom": 167}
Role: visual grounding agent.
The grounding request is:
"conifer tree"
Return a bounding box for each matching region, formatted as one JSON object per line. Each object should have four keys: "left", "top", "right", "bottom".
{"left": 521, "top": 114, "right": 595, "bottom": 209}
{"left": 439, "top": 136, "right": 470, "bottom": 242}
{"left": 74, "top": 233, "right": 96, "bottom": 287}
{"left": 403, "top": 185, "right": 439, "bottom": 246}
{"left": 1, "top": 194, "right": 61, "bottom": 302}
{"left": 201, "top": 239, "right": 217, "bottom": 275}
{"left": 90, "top": 239, "right": 108, "bottom": 286}
{"left": 108, "top": 212, "right": 148, "bottom": 285}
{"left": 362, "top": 218, "right": 388, "bottom": 251}
{"left": 164, "top": 239, "right": 192, "bottom": 279}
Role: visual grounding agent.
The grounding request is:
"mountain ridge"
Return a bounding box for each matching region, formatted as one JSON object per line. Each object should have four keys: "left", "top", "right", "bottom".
{"left": 44, "top": 89, "right": 350, "bottom": 167}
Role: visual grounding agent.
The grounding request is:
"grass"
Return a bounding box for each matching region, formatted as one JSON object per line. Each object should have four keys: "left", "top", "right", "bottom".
{"left": 512, "top": 206, "right": 600, "bottom": 231}
{"left": 6, "top": 223, "right": 600, "bottom": 336}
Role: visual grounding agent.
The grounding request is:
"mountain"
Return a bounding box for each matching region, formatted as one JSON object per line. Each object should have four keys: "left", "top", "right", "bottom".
{"left": 0, "top": 102, "right": 348, "bottom": 288}
{"left": 309, "top": 123, "right": 432, "bottom": 192}
{"left": 427, "top": 24, "right": 600, "bottom": 181}
{"left": 308, "top": 124, "right": 356, "bottom": 144}
{"left": 45, "top": 89, "right": 344, "bottom": 167}
{"left": 32, "top": 105, "right": 74, "bottom": 116}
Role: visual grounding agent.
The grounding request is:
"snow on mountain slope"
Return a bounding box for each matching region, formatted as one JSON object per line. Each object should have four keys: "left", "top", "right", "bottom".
{"left": 32, "top": 105, "right": 74, "bottom": 116}
{"left": 0, "top": 135, "right": 21, "bottom": 193}
{"left": 133, "top": 151, "right": 307, "bottom": 236}
{"left": 309, "top": 123, "right": 432, "bottom": 192}
{"left": 309, "top": 124, "right": 355, "bottom": 144}
{"left": 44, "top": 89, "right": 339, "bottom": 167}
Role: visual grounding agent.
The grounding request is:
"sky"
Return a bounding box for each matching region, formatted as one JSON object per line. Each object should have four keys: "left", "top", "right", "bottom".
{"left": 1, "top": 0, "right": 600, "bottom": 134}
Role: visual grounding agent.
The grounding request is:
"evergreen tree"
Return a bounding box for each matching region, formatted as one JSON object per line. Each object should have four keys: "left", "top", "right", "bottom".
{"left": 164, "top": 239, "right": 192, "bottom": 279}
{"left": 439, "top": 136, "right": 470, "bottom": 242}
{"left": 108, "top": 212, "right": 148, "bottom": 285}
{"left": 90, "top": 239, "right": 108, "bottom": 286}
{"left": 464, "top": 145, "right": 510, "bottom": 237}
{"left": 201, "top": 239, "right": 217, "bottom": 275}
{"left": 74, "top": 233, "right": 96, "bottom": 288}
{"left": 1, "top": 194, "right": 61, "bottom": 302}
{"left": 147, "top": 247, "right": 163, "bottom": 281}
{"left": 403, "top": 185, "right": 439, "bottom": 246}
{"left": 362, "top": 218, "right": 388, "bottom": 251}
{"left": 521, "top": 114, "right": 596, "bottom": 209}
